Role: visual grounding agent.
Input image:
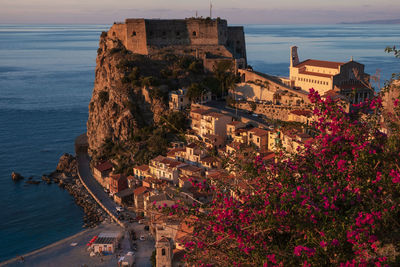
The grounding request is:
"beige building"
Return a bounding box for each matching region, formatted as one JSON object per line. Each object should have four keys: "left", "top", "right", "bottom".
{"left": 149, "top": 156, "right": 187, "bottom": 185}
{"left": 168, "top": 143, "right": 207, "bottom": 167}
{"left": 226, "top": 121, "right": 246, "bottom": 140}
{"left": 133, "top": 164, "right": 150, "bottom": 180}
{"left": 247, "top": 127, "right": 269, "bottom": 150}
{"left": 169, "top": 89, "right": 190, "bottom": 111}
{"left": 200, "top": 111, "right": 232, "bottom": 138}
{"left": 289, "top": 46, "right": 372, "bottom": 103}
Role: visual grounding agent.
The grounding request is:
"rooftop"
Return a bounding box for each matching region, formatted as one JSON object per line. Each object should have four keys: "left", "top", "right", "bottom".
{"left": 134, "top": 164, "right": 149, "bottom": 172}
{"left": 95, "top": 161, "right": 113, "bottom": 172}
{"left": 298, "top": 70, "right": 334, "bottom": 78}
{"left": 295, "top": 59, "right": 345, "bottom": 69}
{"left": 133, "top": 186, "right": 148, "bottom": 195}
{"left": 248, "top": 127, "right": 269, "bottom": 136}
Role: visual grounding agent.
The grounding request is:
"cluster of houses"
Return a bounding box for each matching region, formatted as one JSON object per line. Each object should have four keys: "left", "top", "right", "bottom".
{"left": 92, "top": 97, "right": 315, "bottom": 266}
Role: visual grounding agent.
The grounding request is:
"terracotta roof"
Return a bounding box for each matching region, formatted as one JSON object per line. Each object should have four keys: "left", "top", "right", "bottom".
{"left": 298, "top": 70, "right": 334, "bottom": 78}
{"left": 180, "top": 164, "right": 202, "bottom": 173}
{"left": 248, "top": 127, "right": 269, "bottom": 136}
{"left": 95, "top": 161, "right": 113, "bottom": 172}
{"left": 134, "top": 164, "right": 149, "bottom": 172}
{"left": 295, "top": 59, "right": 345, "bottom": 69}
{"left": 201, "top": 156, "right": 219, "bottom": 164}
{"left": 133, "top": 186, "right": 148, "bottom": 195}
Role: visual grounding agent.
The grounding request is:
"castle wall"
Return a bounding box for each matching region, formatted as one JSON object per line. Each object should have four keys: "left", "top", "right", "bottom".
{"left": 227, "top": 26, "right": 247, "bottom": 63}
{"left": 125, "top": 19, "right": 148, "bottom": 55}
{"left": 107, "top": 18, "right": 246, "bottom": 64}
{"left": 186, "top": 19, "right": 221, "bottom": 45}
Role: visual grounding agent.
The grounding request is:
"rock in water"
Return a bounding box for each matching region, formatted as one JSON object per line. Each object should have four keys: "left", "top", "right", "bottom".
{"left": 56, "top": 153, "right": 77, "bottom": 176}
{"left": 11, "top": 172, "right": 24, "bottom": 181}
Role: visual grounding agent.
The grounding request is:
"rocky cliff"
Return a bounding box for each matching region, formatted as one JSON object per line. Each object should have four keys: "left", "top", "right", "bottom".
{"left": 87, "top": 32, "right": 168, "bottom": 156}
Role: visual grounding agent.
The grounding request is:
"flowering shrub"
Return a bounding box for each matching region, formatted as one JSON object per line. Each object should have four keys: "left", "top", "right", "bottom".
{"left": 161, "top": 85, "right": 400, "bottom": 266}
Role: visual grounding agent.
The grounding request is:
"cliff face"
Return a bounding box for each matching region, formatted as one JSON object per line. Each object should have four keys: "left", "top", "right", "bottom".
{"left": 87, "top": 33, "right": 167, "bottom": 155}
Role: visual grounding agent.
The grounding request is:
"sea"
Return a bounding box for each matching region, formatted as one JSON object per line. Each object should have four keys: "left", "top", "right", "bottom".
{"left": 0, "top": 23, "right": 399, "bottom": 262}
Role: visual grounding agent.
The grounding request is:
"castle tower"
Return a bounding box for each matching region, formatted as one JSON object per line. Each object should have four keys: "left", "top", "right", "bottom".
{"left": 290, "top": 46, "right": 299, "bottom": 67}
{"left": 156, "top": 237, "right": 173, "bottom": 267}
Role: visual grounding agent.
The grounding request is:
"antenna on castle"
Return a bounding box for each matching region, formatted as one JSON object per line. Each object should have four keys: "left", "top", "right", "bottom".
{"left": 196, "top": 10, "right": 198, "bottom": 18}
{"left": 209, "top": 1, "right": 212, "bottom": 18}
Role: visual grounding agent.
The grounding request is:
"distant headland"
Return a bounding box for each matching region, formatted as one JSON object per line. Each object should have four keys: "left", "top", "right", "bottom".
{"left": 340, "top": 18, "right": 400, "bottom": 24}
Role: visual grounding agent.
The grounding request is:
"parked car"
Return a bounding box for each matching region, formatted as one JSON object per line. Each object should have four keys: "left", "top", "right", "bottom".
{"left": 116, "top": 206, "right": 124, "bottom": 212}
{"left": 251, "top": 113, "right": 258, "bottom": 117}
{"left": 140, "top": 235, "right": 145, "bottom": 241}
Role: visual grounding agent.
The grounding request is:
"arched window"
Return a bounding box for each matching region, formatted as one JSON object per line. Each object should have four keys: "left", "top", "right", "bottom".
{"left": 162, "top": 248, "right": 166, "bottom": 256}
{"left": 192, "top": 31, "right": 197, "bottom": 36}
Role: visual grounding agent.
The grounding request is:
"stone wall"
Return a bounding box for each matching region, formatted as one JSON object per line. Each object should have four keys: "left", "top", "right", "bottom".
{"left": 107, "top": 18, "right": 246, "bottom": 63}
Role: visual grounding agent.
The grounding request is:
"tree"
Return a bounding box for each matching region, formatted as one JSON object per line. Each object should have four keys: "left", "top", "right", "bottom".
{"left": 161, "top": 86, "right": 400, "bottom": 266}
{"left": 187, "top": 83, "right": 205, "bottom": 102}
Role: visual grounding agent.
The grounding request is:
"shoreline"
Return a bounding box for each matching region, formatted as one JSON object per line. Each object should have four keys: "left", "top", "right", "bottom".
{"left": 0, "top": 228, "right": 90, "bottom": 266}
{"left": 0, "top": 222, "right": 123, "bottom": 267}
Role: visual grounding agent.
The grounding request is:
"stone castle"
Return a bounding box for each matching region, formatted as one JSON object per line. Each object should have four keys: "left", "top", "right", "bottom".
{"left": 108, "top": 18, "right": 247, "bottom": 69}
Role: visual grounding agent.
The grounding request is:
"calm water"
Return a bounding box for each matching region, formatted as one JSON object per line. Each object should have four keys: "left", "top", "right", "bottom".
{"left": 0, "top": 23, "right": 399, "bottom": 262}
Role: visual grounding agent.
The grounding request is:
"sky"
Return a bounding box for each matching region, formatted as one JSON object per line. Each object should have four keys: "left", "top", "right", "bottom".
{"left": 1, "top": 0, "right": 400, "bottom": 24}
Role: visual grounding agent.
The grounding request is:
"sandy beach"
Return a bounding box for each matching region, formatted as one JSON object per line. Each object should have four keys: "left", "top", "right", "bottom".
{"left": 0, "top": 222, "right": 123, "bottom": 267}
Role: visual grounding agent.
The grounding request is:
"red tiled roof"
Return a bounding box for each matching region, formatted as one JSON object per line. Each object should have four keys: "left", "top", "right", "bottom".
{"left": 133, "top": 186, "right": 148, "bottom": 195}
{"left": 134, "top": 164, "right": 149, "bottom": 172}
{"left": 248, "top": 127, "right": 269, "bottom": 136}
{"left": 295, "top": 59, "right": 344, "bottom": 69}
{"left": 201, "top": 156, "right": 220, "bottom": 164}
{"left": 180, "top": 164, "right": 202, "bottom": 173}
{"left": 298, "top": 70, "right": 334, "bottom": 78}
{"left": 95, "top": 161, "right": 113, "bottom": 172}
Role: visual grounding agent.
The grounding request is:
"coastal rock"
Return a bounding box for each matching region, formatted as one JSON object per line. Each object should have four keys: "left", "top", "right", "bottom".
{"left": 11, "top": 172, "right": 24, "bottom": 181}
{"left": 56, "top": 153, "right": 77, "bottom": 176}
{"left": 86, "top": 33, "right": 167, "bottom": 156}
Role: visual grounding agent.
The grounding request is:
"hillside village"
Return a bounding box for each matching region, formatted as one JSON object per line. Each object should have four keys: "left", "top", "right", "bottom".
{"left": 82, "top": 17, "right": 378, "bottom": 267}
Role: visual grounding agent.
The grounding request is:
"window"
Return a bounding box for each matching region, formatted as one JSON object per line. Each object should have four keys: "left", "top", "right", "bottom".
{"left": 132, "top": 31, "right": 136, "bottom": 36}
{"left": 162, "top": 248, "right": 166, "bottom": 256}
{"left": 192, "top": 31, "right": 197, "bottom": 36}
{"left": 162, "top": 31, "right": 166, "bottom": 36}
{"left": 257, "top": 137, "right": 260, "bottom": 143}
{"left": 176, "top": 31, "right": 180, "bottom": 36}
